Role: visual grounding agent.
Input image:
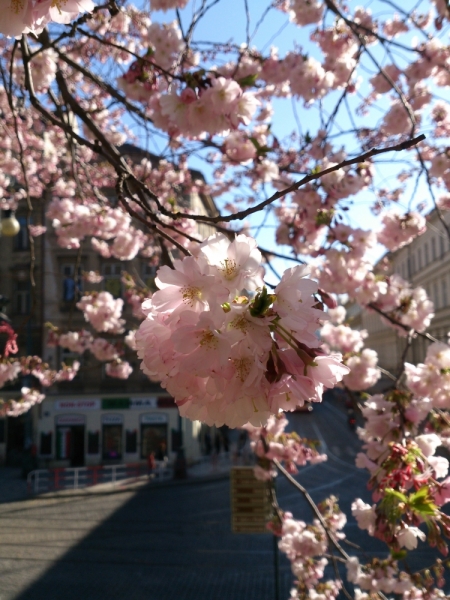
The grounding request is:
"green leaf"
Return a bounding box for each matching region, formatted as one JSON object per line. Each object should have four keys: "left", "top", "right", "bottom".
{"left": 249, "top": 287, "right": 276, "bottom": 318}
{"left": 409, "top": 486, "right": 430, "bottom": 502}
{"left": 385, "top": 488, "right": 408, "bottom": 502}
{"left": 238, "top": 73, "right": 258, "bottom": 88}
{"left": 408, "top": 487, "right": 438, "bottom": 516}
{"left": 249, "top": 137, "right": 261, "bottom": 151}
{"left": 391, "top": 549, "right": 408, "bottom": 561}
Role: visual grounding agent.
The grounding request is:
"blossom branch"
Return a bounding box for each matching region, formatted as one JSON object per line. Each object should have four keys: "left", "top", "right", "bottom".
{"left": 166, "top": 134, "right": 426, "bottom": 225}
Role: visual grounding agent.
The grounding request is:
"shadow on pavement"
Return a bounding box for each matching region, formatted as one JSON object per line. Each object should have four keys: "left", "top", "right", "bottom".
{"left": 12, "top": 479, "right": 292, "bottom": 600}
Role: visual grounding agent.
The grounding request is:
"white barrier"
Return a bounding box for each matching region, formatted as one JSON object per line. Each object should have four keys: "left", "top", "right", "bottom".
{"left": 27, "top": 462, "right": 172, "bottom": 495}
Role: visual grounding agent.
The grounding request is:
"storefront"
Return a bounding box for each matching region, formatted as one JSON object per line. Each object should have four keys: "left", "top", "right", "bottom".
{"left": 140, "top": 413, "right": 168, "bottom": 460}
{"left": 102, "top": 414, "right": 123, "bottom": 461}
{"left": 55, "top": 414, "right": 85, "bottom": 467}
{"left": 36, "top": 394, "right": 202, "bottom": 468}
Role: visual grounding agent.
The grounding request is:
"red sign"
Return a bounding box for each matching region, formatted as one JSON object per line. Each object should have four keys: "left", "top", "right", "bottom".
{"left": 55, "top": 399, "right": 100, "bottom": 411}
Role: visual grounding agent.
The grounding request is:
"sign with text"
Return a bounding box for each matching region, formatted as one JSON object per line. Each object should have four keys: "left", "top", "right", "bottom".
{"left": 130, "top": 398, "right": 158, "bottom": 410}
{"left": 102, "top": 413, "right": 124, "bottom": 425}
{"left": 55, "top": 414, "right": 86, "bottom": 426}
{"left": 230, "top": 467, "right": 272, "bottom": 534}
{"left": 101, "top": 398, "right": 129, "bottom": 410}
{"left": 140, "top": 413, "right": 168, "bottom": 424}
{"left": 55, "top": 399, "right": 100, "bottom": 411}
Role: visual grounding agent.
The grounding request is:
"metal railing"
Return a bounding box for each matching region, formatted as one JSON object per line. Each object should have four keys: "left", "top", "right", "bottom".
{"left": 27, "top": 461, "right": 172, "bottom": 495}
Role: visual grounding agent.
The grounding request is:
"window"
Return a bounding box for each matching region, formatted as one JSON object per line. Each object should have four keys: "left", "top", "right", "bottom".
{"left": 417, "top": 248, "right": 422, "bottom": 270}
{"left": 102, "top": 424, "right": 123, "bottom": 460}
{"left": 425, "top": 243, "right": 430, "bottom": 265}
{"left": 432, "top": 237, "right": 437, "bottom": 261}
{"left": 14, "top": 217, "right": 30, "bottom": 251}
{"left": 61, "top": 264, "right": 82, "bottom": 302}
{"left": 103, "top": 263, "right": 122, "bottom": 298}
{"left": 442, "top": 279, "right": 448, "bottom": 307}
{"left": 433, "top": 282, "right": 440, "bottom": 309}
{"left": 441, "top": 235, "right": 445, "bottom": 258}
{"left": 15, "top": 280, "right": 30, "bottom": 314}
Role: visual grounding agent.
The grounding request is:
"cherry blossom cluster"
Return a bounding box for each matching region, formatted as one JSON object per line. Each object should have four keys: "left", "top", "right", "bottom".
{"left": 1, "top": 0, "right": 450, "bottom": 596}
{"left": 346, "top": 556, "right": 415, "bottom": 598}
{"left": 377, "top": 211, "right": 427, "bottom": 253}
{"left": 0, "top": 355, "right": 79, "bottom": 391}
{"left": 19, "top": 356, "right": 81, "bottom": 388}
{"left": 372, "top": 275, "right": 434, "bottom": 335}
{"left": 152, "top": 77, "right": 260, "bottom": 139}
{"left": 0, "top": 0, "right": 94, "bottom": 38}
{"left": 278, "top": 496, "right": 346, "bottom": 600}
{"left": 0, "top": 359, "right": 21, "bottom": 389}
{"left": 342, "top": 349, "right": 381, "bottom": 391}
{"left": 1, "top": 355, "right": 80, "bottom": 416}
{"left": 136, "top": 233, "right": 349, "bottom": 428}
{"left": 46, "top": 325, "right": 136, "bottom": 380}
{"left": 355, "top": 390, "right": 450, "bottom": 556}
{"left": 320, "top": 312, "right": 381, "bottom": 391}
{"left": 47, "top": 196, "right": 146, "bottom": 258}
{"left": 405, "top": 342, "right": 450, "bottom": 409}
{"left": 76, "top": 292, "right": 126, "bottom": 334}
{"left": 7, "top": 388, "right": 46, "bottom": 417}
{"left": 317, "top": 238, "right": 434, "bottom": 335}
{"left": 244, "top": 413, "right": 327, "bottom": 480}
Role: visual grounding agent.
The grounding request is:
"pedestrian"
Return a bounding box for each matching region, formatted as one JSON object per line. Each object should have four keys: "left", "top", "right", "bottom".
{"left": 156, "top": 441, "right": 166, "bottom": 461}
{"left": 147, "top": 451, "right": 156, "bottom": 479}
{"left": 237, "top": 430, "right": 247, "bottom": 464}
{"left": 204, "top": 430, "right": 212, "bottom": 456}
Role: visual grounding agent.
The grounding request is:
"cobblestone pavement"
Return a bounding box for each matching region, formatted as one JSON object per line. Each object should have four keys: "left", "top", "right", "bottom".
{"left": 0, "top": 479, "right": 293, "bottom": 600}
{"left": 0, "top": 469, "right": 29, "bottom": 504}
{"left": 0, "top": 454, "right": 233, "bottom": 504}
{"left": 0, "top": 399, "right": 446, "bottom": 600}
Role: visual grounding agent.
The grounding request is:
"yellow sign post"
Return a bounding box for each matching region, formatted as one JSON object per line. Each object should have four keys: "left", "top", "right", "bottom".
{"left": 230, "top": 466, "right": 272, "bottom": 534}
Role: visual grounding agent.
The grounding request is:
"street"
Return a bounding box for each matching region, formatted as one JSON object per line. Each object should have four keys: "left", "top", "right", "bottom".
{"left": 0, "top": 399, "right": 443, "bottom": 600}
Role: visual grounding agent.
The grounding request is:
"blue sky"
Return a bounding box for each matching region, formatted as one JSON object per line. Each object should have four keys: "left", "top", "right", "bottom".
{"left": 131, "top": 0, "right": 449, "bottom": 281}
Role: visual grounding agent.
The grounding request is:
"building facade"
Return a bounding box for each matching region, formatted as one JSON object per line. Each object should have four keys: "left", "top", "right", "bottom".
{"left": 361, "top": 208, "right": 450, "bottom": 382}
{"left": 0, "top": 149, "right": 219, "bottom": 468}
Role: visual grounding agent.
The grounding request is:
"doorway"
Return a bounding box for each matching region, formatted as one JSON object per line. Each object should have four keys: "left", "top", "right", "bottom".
{"left": 141, "top": 424, "right": 167, "bottom": 460}
{"left": 56, "top": 425, "right": 85, "bottom": 467}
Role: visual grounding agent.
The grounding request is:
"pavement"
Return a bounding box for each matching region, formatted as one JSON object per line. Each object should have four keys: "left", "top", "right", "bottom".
{"left": 0, "top": 454, "right": 236, "bottom": 504}
{"left": 0, "top": 476, "right": 293, "bottom": 600}
{"left": 0, "top": 468, "right": 29, "bottom": 504}
{"left": 0, "top": 399, "right": 447, "bottom": 600}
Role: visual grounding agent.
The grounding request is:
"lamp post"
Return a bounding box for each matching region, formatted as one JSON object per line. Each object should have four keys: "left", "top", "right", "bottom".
{"left": 0, "top": 210, "right": 21, "bottom": 237}
{"left": 173, "top": 413, "right": 187, "bottom": 479}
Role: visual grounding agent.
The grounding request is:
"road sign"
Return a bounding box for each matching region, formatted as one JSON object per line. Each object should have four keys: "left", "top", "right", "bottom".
{"left": 230, "top": 467, "right": 272, "bottom": 533}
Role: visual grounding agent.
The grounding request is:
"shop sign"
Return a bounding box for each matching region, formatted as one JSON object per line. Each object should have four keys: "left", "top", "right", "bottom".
{"left": 130, "top": 398, "right": 157, "bottom": 410}
{"left": 157, "top": 396, "right": 176, "bottom": 408}
{"left": 230, "top": 467, "right": 272, "bottom": 534}
{"left": 102, "top": 413, "right": 124, "bottom": 425}
{"left": 140, "top": 413, "right": 168, "bottom": 424}
{"left": 101, "top": 398, "right": 130, "bottom": 410}
{"left": 56, "top": 414, "right": 86, "bottom": 426}
{"left": 55, "top": 399, "right": 100, "bottom": 411}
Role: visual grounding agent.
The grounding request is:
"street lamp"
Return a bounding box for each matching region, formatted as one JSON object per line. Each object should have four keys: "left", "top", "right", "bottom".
{"left": 173, "top": 413, "right": 187, "bottom": 479}
{"left": 1, "top": 210, "right": 20, "bottom": 237}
